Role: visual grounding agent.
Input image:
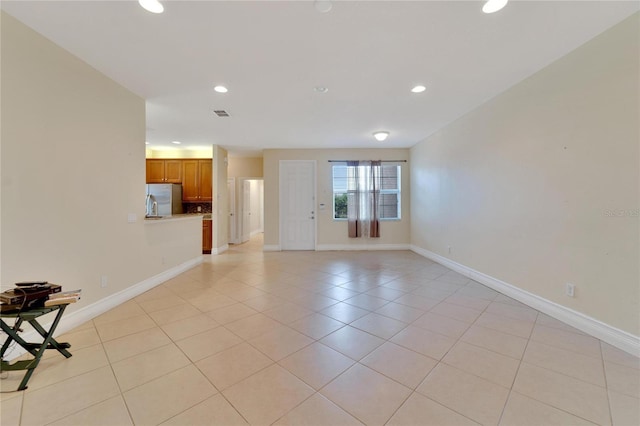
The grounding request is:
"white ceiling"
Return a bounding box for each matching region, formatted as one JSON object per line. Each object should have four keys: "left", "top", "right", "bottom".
{"left": 2, "top": 1, "right": 638, "bottom": 156}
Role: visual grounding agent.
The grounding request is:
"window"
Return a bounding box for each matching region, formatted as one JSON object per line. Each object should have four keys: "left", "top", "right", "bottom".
{"left": 332, "top": 164, "right": 401, "bottom": 220}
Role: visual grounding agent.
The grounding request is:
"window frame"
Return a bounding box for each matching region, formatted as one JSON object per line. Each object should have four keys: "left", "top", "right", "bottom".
{"left": 331, "top": 164, "right": 402, "bottom": 221}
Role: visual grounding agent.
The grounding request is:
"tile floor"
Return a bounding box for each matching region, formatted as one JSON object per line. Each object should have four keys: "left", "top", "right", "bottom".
{"left": 1, "top": 235, "right": 639, "bottom": 425}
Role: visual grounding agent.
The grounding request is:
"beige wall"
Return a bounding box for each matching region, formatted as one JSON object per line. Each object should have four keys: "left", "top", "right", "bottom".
{"left": 0, "top": 13, "right": 201, "bottom": 314}
{"left": 411, "top": 14, "right": 639, "bottom": 335}
{"left": 228, "top": 157, "right": 263, "bottom": 178}
{"left": 263, "top": 149, "right": 410, "bottom": 248}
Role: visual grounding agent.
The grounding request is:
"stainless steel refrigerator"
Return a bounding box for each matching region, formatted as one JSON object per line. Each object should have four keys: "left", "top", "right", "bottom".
{"left": 145, "top": 184, "right": 183, "bottom": 217}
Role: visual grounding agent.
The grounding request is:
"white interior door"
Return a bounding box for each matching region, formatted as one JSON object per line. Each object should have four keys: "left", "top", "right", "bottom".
{"left": 241, "top": 180, "right": 251, "bottom": 243}
{"left": 280, "top": 161, "right": 315, "bottom": 250}
{"left": 227, "top": 178, "right": 236, "bottom": 244}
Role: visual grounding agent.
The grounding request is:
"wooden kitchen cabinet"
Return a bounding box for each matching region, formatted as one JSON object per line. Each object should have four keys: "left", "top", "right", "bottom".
{"left": 146, "top": 159, "right": 182, "bottom": 183}
{"left": 202, "top": 220, "right": 212, "bottom": 254}
{"left": 182, "top": 159, "right": 212, "bottom": 202}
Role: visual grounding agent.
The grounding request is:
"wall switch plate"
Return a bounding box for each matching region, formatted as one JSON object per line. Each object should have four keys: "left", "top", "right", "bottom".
{"left": 565, "top": 283, "right": 575, "bottom": 297}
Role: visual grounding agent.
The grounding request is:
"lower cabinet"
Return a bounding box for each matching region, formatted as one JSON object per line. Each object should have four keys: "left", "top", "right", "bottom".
{"left": 202, "top": 220, "right": 212, "bottom": 254}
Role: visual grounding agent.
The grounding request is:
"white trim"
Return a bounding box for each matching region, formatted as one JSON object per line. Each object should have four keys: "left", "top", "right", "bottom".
{"left": 263, "top": 245, "right": 281, "bottom": 252}
{"left": 3, "top": 256, "right": 203, "bottom": 361}
{"left": 212, "top": 244, "right": 229, "bottom": 255}
{"left": 316, "top": 244, "right": 410, "bottom": 251}
{"left": 410, "top": 245, "right": 640, "bottom": 356}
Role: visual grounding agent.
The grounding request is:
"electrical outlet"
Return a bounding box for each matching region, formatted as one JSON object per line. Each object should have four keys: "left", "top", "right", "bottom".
{"left": 447, "top": 246, "right": 453, "bottom": 254}
{"left": 100, "top": 275, "right": 108, "bottom": 288}
{"left": 197, "top": 206, "right": 202, "bottom": 212}
{"left": 161, "top": 256, "right": 166, "bottom": 265}
{"left": 565, "top": 283, "right": 575, "bottom": 297}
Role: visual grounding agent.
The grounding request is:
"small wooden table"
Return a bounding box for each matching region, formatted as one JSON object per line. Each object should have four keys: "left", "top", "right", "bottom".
{"left": 1, "top": 304, "right": 72, "bottom": 391}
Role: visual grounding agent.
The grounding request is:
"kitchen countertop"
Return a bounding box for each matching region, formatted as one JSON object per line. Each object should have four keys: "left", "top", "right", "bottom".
{"left": 144, "top": 213, "right": 210, "bottom": 224}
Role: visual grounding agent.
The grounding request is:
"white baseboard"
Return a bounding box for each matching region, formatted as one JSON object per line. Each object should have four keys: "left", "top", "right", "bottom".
{"left": 212, "top": 244, "right": 229, "bottom": 255}
{"left": 263, "top": 245, "right": 281, "bottom": 252}
{"left": 316, "top": 244, "right": 410, "bottom": 251}
{"left": 2, "top": 255, "right": 203, "bottom": 361}
{"left": 410, "top": 245, "right": 640, "bottom": 356}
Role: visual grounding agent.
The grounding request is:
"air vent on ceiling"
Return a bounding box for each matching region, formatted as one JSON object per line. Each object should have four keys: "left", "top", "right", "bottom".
{"left": 213, "top": 110, "right": 230, "bottom": 117}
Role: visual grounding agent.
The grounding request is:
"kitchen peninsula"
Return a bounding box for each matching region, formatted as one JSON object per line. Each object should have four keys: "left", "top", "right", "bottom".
{"left": 145, "top": 158, "right": 214, "bottom": 254}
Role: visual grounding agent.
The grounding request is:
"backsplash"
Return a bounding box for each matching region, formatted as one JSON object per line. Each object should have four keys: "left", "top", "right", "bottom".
{"left": 183, "top": 203, "right": 212, "bottom": 214}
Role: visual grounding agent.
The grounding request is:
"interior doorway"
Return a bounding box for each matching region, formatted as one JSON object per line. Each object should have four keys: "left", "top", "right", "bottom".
{"left": 227, "top": 178, "right": 237, "bottom": 244}
{"left": 230, "top": 177, "right": 263, "bottom": 245}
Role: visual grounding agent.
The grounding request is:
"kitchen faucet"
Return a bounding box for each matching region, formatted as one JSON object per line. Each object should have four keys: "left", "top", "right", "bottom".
{"left": 145, "top": 194, "right": 159, "bottom": 217}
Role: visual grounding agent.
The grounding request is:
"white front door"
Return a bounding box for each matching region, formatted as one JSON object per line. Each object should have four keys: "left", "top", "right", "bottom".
{"left": 280, "top": 161, "right": 315, "bottom": 250}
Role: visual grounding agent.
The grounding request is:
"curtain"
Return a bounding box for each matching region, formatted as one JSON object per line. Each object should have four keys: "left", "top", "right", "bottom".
{"left": 347, "top": 160, "right": 382, "bottom": 238}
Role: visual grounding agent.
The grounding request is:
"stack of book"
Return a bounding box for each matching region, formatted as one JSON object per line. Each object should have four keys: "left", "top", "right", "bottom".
{"left": 0, "top": 284, "right": 81, "bottom": 312}
{"left": 0, "top": 283, "right": 62, "bottom": 310}
{"left": 44, "top": 290, "right": 82, "bottom": 307}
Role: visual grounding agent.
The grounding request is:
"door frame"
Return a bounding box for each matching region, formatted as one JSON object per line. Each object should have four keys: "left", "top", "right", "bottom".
{"left": 279, "top": 160, "right": 317, "bottom": 251}
{"left": 235, "top": 177, "right": 264, "bottom": 244}
{"left": 227, "top": 178, "right": 237, "bottom": 244}
{"left": 240, "top": 179, "right": 251, "bottom": 243}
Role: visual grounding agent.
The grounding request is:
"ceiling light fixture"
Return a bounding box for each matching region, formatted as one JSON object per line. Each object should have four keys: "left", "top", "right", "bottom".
{"left": 214, "top": 85, "right": 228, "bottom": 93}
{"left": 411, "top": 85, "right": 427, "bottom": 93}
{"left": 171, "top": 141, "right": 181, "bottom": 145}
{"left": 314, "top": 86, "right": 328, "bottom": 93}
{"left": 314, "top": 1, "right": 333, "bottom": 13}
{"left": 145, "top": 141, "right": 150, "bottom": 145}
{"left": 482, "top": 0, "right": 509, "bottom": 14}
{"left": 373, "top": 131, "right": 389, "bottom": 142}
{"left": 138, "top": 0, "right": 164, "bottom": 14}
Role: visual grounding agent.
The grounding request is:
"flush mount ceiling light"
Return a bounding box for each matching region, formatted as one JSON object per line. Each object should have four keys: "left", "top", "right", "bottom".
{"left": 214, "top": 85, "right": 228, "bottom": 93}
{"left": 411, "top": 85, "right": 427, "bottom": 93}
{"left": 483, "top": 0, "right": 509, "bottom": 14}
{"left": 314, "top": 86, "right": 329, "bottom": 93}
{"left": 373, "top": 131, "right": 390, "bottom": 142}
{"left": 314, "top": 1, "right": 333, "bottom": 13}
{"left": 171, "top": 141, "right": 181, "bottom": 145}
{"left": 145, "top": 141, "right": 150, "bottom": 145}
{"left": 138, "top": 0, "right": 164, "bottom": 14}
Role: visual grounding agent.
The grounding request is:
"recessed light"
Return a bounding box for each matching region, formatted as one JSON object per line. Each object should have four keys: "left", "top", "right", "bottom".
{"left": 483, "top": 0, "right": 508, "bottom": 14}
{"left": 138, "top": 0, "right": 164, "bottom": 14}
{"left": 214, "top": 85, "right": 228, "bottom": 93}
{"left": 373, "top": 131, "right": 389, "bottom": 142}
{"left": 314, "top": 86, "right": 329, "bottom": 93}
{"left": 171, "top": 141, "right": 181, "bottom": 145}
{"left": 411, "top": 85, "right": 427, "bottom": 93}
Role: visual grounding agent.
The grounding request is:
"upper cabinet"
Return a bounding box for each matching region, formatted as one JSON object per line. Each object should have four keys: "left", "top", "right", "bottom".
{"left": 146, "top": 159, "right": 182, "bottom": 183}
{"left": 182, "top": 159, "right": 212, "bottom": 202}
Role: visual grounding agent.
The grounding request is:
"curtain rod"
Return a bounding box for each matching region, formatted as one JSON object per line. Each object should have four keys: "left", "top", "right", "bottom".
{"left": 328, "top": 160, "right": 407, "bottom": 163}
